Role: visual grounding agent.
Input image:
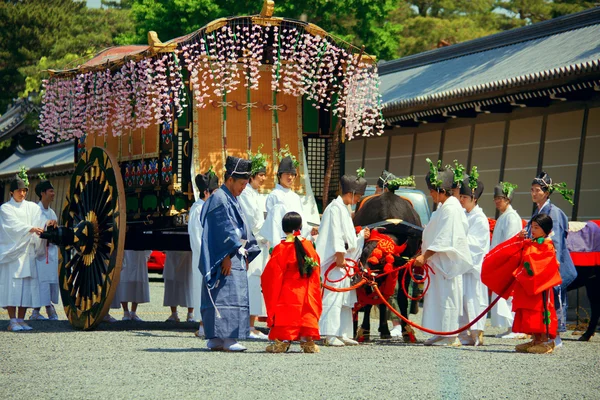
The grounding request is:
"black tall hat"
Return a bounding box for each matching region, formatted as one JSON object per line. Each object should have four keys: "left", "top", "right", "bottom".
{"left": 35, "top": 180, "right": 54, "bottom": 198}
{"left": 459, "top": 176, "right": 484, "bottom": 199}
{"left": 195, "top": 173, "right": 210, "bottom": 193}
{"left": 225, "top": 156, "right": 252, "bottom": 179}
{"left": 425, "top": 168, "right": 454, "bottom": 191}
{"left": 208, "top": 173, "right": 219, "bottom": 191}
{"left": 532, "top": 171, "right": 552, "bottom": 192}
{"left": 377, "top": 170, "right": 397, "bottom": 188}
{"left": 9, "top": 176, "right": 28, "bottom": 192}
{"left": 494, "top": 182, "right": 517, "bottom": 201}
{"left": 277, "top": 156, "right": 297, "bottom": 175}
{"left": 340, "top": 175, "right": 368, "bottom": 195}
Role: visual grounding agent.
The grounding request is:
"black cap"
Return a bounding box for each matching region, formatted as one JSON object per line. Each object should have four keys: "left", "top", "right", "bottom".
{"left": 377, "top": 170, "right": 397, "bottom": 189}
{"left": 532, "top": 171, "right": 552, "bottom": 192}
{"left": 459, "top": 176, "right": 484, "bottom": 199}
{"left": 277, "top": 156, "right": 297, "bottom": 175}
{"left": 208, "top": 173, "right": 219, "bottom": 191}
{"left": 494, "top": 182, "right": 516, "bottom": 201}
{"left": 425, "top": 168, "right": 454, "bottom": 191}
{"left": 35, "top": 180, "right": 54, "bottom": 198}
{"left": 340, "top": 175, "right": 368, "bottom": 195}
{"left": 225, "top": 156, "right": 252, "bottom": 179}
{"left": 195, "top": 173, "right": 210, "bottom": 193}
{"left": 9, "top": 176, "right": 28, "bottom": 192}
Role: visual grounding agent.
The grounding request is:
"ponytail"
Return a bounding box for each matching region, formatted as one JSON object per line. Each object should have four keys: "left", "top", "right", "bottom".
{"left": 294, "top": 237, "right": 314, "bottom": 277}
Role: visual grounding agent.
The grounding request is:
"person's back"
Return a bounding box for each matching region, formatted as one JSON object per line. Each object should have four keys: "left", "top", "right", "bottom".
{"left": 262, "top": 211, "right": 322, "bottom": 353}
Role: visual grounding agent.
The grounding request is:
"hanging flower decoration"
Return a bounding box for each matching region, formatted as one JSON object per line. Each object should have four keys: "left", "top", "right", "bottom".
{"left": 38, "top": 14, "right": 383, "bottom": 143}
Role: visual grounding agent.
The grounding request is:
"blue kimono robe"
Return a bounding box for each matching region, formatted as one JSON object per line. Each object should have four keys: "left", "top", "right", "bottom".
{"left": 198, "top": 184, "right": 260, "bottom": 339}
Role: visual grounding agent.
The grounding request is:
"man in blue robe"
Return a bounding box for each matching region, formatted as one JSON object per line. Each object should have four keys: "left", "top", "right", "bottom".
{"left": 527, "top": 171, "right": 577, "bottom": 348}
{"left": 198, "top": 156, "right": 260, "bottom": 352}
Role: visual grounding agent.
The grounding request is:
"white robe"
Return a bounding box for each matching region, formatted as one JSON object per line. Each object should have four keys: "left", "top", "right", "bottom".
{"left": 187, "top": 199, "right": 205, "bottom": 320}
{"left": 35, "top": 202, "right": 59, "bottom": 306}
{"left": 317, "top": 196, "right": 365, "bottom": 337}
{"left": 163, "top": 251, "right": 199, "bottom": 312}
{"left": 238, "top": 185, "right": 268, "bottom": 317}
{"left": 0, "top": 198, "right": 43, "bottom": 308}
{"left": 111, "top": 250, "right": 151, "bottom": 307}
{"left": 490, "top": 205, "right": 523, "bottom": 328}
{"left": 460, "top": 205, "right": 490, "bottom": 331}
{"left": 421, "top": 196, "right": 472, "bottom": 334}
{"left": 260, "top": 184, "right": 317, "bottom": 246}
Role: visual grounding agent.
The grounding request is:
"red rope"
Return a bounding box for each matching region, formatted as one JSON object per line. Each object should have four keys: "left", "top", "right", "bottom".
{"left": 321, "top": 258, "right": 513, "bottom": 336}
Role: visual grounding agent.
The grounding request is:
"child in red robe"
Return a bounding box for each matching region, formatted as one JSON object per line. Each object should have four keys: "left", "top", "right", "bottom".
{"left": 482, "top": 213, "right": 562, "bottom": 354}
{"left": 261, "top": 212, "right": 322, "bottom": 353}
{"left": 513, "top": 213, "right": 562, "bottom": 354}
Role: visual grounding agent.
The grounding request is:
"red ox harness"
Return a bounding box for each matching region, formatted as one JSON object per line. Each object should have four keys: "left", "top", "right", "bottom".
{"left": 355, "top": 230, "right": 407, "bottom": 307}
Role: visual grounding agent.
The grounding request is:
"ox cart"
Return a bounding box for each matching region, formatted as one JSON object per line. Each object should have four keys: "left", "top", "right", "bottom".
{"left": 38, "top": 1, "right": 384, "bottom": 329}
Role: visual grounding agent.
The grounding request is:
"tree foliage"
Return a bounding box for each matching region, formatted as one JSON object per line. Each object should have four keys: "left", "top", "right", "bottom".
{"left": 0, "top": 0, "right": 134, "bottom": 112}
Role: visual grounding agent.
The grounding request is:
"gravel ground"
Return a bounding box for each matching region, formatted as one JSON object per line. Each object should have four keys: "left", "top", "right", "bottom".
{"left": 1, "top": 275, "right": 599, "bottom": 400}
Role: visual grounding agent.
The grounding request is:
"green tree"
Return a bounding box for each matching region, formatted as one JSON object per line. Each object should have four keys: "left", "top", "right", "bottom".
{"left": 494, "top": 0, "right": 598, "bottom": 23}
{"left": 0, "top": 0, "right": 134, "bottom": 112}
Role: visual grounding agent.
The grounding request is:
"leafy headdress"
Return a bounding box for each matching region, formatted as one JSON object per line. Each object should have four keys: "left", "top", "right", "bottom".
{"left": 247, "top": 144, "right": 268, "bottom": 175}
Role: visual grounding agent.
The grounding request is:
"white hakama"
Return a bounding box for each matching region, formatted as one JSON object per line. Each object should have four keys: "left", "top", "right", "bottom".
{"left": 490, "top": 205, "right": 523, "bottom": 328}
{"left": 421, "top": 196, "right": 472, "bottom": 334}
{"left": 239, "top": 185, "right": 268, "bottom": 317}
{"left": 111, "top": 250, "right": 151, "bottom": 308}
{"left": 317, "top": 196, "right": 365, "bottom": 338}
{"left": 163, "top": 251, "right": 201, "bottom": 315}
{"left": 36, "top": 202, "right": 59, "bottom": 306}
{"left": 0, "top": 198, "right": 43, "bottom": 308}
{"left": 460, "top": 205, "right": 490, "bottom": 332}
{"left": 188, "top": 199, "right": 205, "bottom": 321}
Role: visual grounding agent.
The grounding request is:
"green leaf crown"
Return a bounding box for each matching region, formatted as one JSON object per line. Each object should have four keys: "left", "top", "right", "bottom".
{"left": 426, "top": 158, "right": 443, "bottom": 188}
{"left": 277, "top": 144, "right": 300, "bottom": 168}
{"left": 247, "top": 144, "right": 269, "bottom": 175}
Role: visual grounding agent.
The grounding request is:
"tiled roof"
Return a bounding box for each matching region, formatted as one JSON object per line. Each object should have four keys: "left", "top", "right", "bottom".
{"left": 0, "top": 141, "right": 74, "bottom": 180}
{"left": 380, "top": 7, "right": 600, "bottom": 118}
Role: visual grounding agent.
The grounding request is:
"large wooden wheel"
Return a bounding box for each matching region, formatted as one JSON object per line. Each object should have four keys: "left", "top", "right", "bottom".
{"left": 58, "top": 147, "right": 126, "bottom": 330}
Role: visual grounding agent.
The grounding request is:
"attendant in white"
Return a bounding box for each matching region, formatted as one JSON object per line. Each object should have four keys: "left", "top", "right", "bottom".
{"left": 239, "top": 150, "right": 269, "bottom": 340}
{"left": 107, "top": 250, "right": 151, "bottom": 322}
{"left": 490, "top": 182, "right": 525, "bottom": 339}
{"left": 317, "top": 174, "right": 370, "bottom": 347}
{"left": 1, "top": 175, "right": 53, "bottom": 332}
{"left": 457, "top": 171, "right": 490, "bottom": 346}
{"left": 414, "top": 161, "right": 472, "bottom": 347}
{"left": 260, "top": 154, "right": 318, "bottom": 247}
{"left": 30, "top": 180, "right": 60, "bottom": 321}
{"left": 188, "top": 171, "right": 218, "bottom": 336}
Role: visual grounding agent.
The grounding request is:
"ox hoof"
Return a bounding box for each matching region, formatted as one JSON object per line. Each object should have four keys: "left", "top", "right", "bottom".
{"left": 380, "top": 333, "right": 392, "bottom": 340}
{"left": 578, "top": 334, "right": 592, "bottom": 342}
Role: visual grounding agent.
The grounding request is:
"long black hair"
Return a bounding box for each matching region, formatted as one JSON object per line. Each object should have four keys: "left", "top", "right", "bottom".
{"left": 282, "top": 212, "right": 314, "bottom": 277}
{"left": 531, "top": 213, "right": 553, "bottom": 236}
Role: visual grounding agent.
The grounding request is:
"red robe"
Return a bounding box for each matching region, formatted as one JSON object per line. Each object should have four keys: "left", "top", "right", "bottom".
{"left": 261, "top": 237, "right": 322, "bottom": 341}
{"left": 482, "top": 236, "right": 562, "bottom": 337}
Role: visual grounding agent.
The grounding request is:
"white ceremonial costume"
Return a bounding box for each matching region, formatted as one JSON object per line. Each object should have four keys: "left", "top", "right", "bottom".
{"left": 163, "top": 250, "right": 199, "bottom": 314}
{"left": 490, "top": 204, "right": 523, "bottom": 328}
{"left": 260, "top": 184, "right": 316, "bottom": 246}
{"left": 460, "top": 205, "right": 490, "bottom": 331}
{"left": 35, "top": 202, "right": 59, "bottom": 306}
{"left": 317, "top": 196, "right": 365, "bottom": 338}
{"left": 238, "top": 185, "right": 268, "bottom": 317}
{"left": 187, "top": 198, "right": 205, "bottom": 320}
{"left": 421, "top": 196, "right": 473, "bottom": 333}
{"left": 111, "top": 250, "right": 151, "bottom": 308}
{"left": 0, "top": 198, "right": 43, "bottom": 308}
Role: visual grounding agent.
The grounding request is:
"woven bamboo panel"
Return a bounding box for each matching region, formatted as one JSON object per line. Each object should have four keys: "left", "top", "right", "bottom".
{"left": 195, "top": 81, "right": 224, "bottom": 179}
{"left": 192, "top": 66, "right": 305, "bottom": 193}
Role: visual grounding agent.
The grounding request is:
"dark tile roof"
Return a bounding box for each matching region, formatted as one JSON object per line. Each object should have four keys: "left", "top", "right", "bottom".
{"left": 0, "top": 99, "right": 37, "bottom": 140}
{"left": 0, "top": 141, "right": 74, "bottom": 180}
{"left": 380, "top": 7, "right": 600, "bottom": 117}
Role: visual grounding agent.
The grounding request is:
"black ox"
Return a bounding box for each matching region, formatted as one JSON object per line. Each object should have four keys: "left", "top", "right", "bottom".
{"left": 353, "top": 192, "right": 422, "bottom": 341}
